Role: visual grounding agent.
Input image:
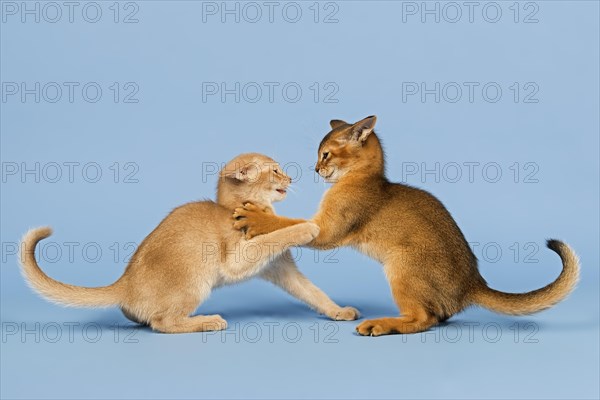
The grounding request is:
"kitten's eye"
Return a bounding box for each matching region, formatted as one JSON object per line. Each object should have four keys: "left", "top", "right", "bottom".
{"left": 322, "top": 152, "right": 330, "bottom": 161}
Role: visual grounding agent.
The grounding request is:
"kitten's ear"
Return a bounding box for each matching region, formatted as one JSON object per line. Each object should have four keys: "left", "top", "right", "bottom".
{"left": 222, "top": 164, "right": 251, "bottom": 181}
{"left": 330, "top": 119, "right": 348, "bottom": 129}
{"left": 351, "top": 115, "right": 377, "bottom": 142}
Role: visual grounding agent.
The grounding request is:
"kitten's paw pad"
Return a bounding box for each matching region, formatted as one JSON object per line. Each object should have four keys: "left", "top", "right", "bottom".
{"left": 332, "top": 306, "right": 360, "bottom": 321}
{"left": 356, "top": 319, "right": 392, "bottom": 337}
{"left": 203, "top": 315, "right": 227, "bottom": 331}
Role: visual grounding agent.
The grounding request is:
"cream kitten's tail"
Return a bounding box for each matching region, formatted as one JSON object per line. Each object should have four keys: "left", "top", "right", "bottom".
{"left": 20, "top": 227, "right": 124, "bottom": 308}
{"left": 472, "top": 239, "right": 580, "bottom": 315}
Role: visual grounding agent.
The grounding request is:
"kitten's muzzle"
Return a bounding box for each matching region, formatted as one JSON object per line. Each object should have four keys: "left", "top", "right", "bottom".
{"left": 315, "top": 161, "right": 324, "bottom": 173}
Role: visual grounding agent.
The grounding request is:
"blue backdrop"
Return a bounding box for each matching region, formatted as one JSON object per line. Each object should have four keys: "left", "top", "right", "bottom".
{"left": 1, "top": 1, "right": 598, "bottom": 399}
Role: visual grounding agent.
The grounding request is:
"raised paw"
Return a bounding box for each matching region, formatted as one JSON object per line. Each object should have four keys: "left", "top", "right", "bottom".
{"left": 242, "top": 202, "right": 261, "bottom": 212}
{"left": 232, "top": 203, "right": 272, "bottom": 239}
{"left": 356, "top": 318, "right": 395, "bottom": 337}
{"left": 233, "top": 203, "right": 260, "bottom": 221}
{"left": 233, "top": 207, "right": 249, "bottom": 221}
{"left": 233, "top": 218, "right": 249, "bottom": 230}
{"left": 305, "top": 222, "right": 320, "bottom": 239}
{"left": 233, "top": 202, "right": 264, "bottom": 218}
{"left": 293, "top": 222, "right": 320, "bottom": 244}
{"left": 330, "top": 306, "right": 360, "bottom": 321}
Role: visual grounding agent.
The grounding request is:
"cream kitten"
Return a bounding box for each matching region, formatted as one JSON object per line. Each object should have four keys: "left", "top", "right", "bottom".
{"left": 20, "top": 153, "right": 359, "bottom": 334}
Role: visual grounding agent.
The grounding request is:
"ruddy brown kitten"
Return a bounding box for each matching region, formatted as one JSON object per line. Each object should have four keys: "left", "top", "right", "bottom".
{"left": 233, "top": 117, "right": 580, "bottom": 336}
{"left": 20, "top": 153, "right": 359, "bottom": 334}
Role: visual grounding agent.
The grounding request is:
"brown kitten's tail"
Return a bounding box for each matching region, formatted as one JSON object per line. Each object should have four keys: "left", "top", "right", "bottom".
{"left": 20, "top": 227, "right": 123, "bottom": 308}
{"left": 472, "top": 240, "right": 580, "bottom": 315}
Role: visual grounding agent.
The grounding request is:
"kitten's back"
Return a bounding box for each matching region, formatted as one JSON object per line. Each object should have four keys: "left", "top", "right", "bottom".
{"left": 126, "top": 201, "right": 241, "bottom": 271}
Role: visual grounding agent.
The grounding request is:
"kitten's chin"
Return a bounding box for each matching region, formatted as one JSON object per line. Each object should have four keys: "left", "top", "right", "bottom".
{"left": 323, "top": 172, "right": 341, "bottom": 183}
{"left": 272, "top": 188, "right": 287, "bottom": 201}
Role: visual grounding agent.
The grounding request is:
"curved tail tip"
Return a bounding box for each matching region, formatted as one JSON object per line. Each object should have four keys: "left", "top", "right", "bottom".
{"left": 546, "top": 239, "right": 563, "bottom": 252}
{"left": 23, "top": 226, "right": 53, "bottom": 243}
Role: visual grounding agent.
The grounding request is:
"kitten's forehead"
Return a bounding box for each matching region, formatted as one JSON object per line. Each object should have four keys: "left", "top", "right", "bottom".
{"left": 220, "top": 153, "right": 280, "bottom": 178}
{"left": 252, "top": 156, "right": 281, "bottom": 172}
{"left": 319, "top": 128, "right": 349, "bottom": 152}
{"left": 251, "top": 154, "right": 277, "bottom": 165}
{"left": 225, "top": 153, "right": 274, "bottom": 167}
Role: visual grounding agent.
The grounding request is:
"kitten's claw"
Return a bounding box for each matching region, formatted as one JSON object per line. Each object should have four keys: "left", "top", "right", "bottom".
{"left": 233, "top": 216, "right": 259, "bottom": 239}
{"left": 233, "top": 219, "right": 248, "bottom": 230}
{"left": 242, "top": 202, "right": 260, "bottom": 211}
{"left": 232, "top": 209, "right": 247, "bottom": 220}
{"left": 232, "top": 203, "right": 275, "bottom": 239}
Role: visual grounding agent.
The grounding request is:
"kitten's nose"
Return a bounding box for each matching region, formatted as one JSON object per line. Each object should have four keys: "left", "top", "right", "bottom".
{"left": 315, "top": 165, "right": 320, "bottom": 173}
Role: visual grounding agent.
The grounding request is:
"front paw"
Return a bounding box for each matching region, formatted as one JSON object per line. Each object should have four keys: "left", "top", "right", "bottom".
{"left": 233, "top": 202, "right": 261, "bottom": 221}
{"left": 232, "top": 218, "right": 252, "bottom": 239}
{"left": 356, "top": 318, "right": 393, "bottom": 336}
{"left": 330, "top": 306, "right": 360, "bottom": 321}
{"left": 233, "top": 204, "right": 264, "bottom": 239}
{"left": 305, "top": 222, "right": 320, "bottom": 239}
{"left": 203, "top": 315, "right": 228, "bottom": 331}
{"left": 294, "top": 222, "right": 320, "bottom": 244}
